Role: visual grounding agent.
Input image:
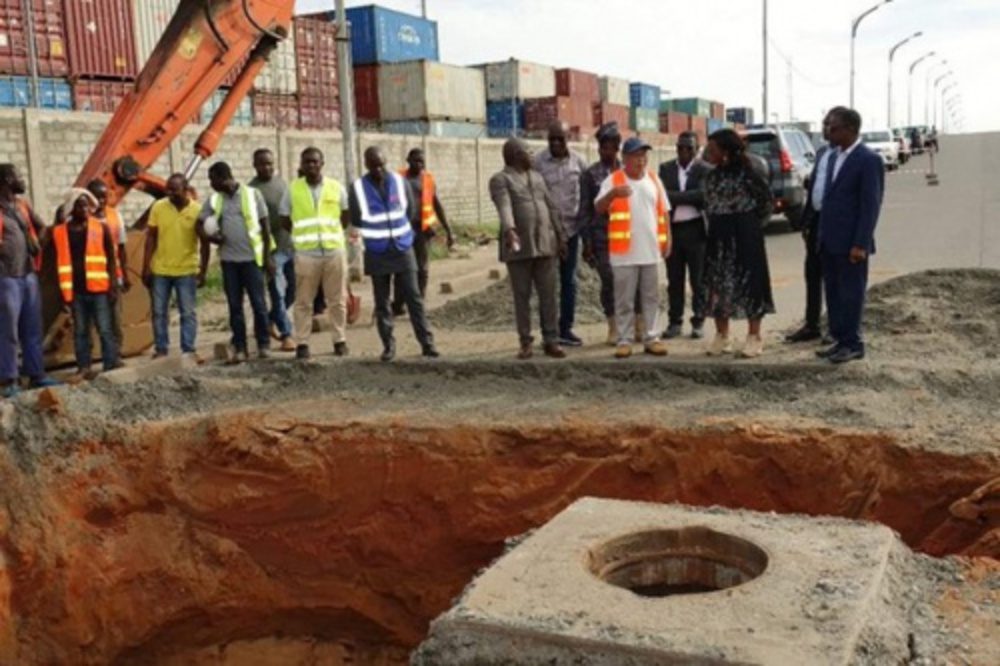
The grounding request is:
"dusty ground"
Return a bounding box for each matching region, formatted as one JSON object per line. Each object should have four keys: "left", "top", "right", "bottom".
{"left": 0, "top": 266, "right": 998, "bottom": 664}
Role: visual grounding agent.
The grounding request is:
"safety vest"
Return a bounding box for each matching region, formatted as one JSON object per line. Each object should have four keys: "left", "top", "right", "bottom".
{"left": 212, "top": 185, "right": 266, "bottom": 266}
{"left": 0, "top": 199, "right": 43, "bottom": 272}
{"left": 607, "top": 169, "right": 670, "bottom": 255}
{"left": 354, "top": 172, "right": 413, "bottom": 255}
{"left": 289, "top": 177, "right": 345, "bottom": 252}
{"left": 398, "top": 169, "right": 439, "bottom": 231}
{"left": 101, "top": 206, "right": 125, "bottom": 282}
{"left": 52, "top": 218, "right": 111, "bottom": 303}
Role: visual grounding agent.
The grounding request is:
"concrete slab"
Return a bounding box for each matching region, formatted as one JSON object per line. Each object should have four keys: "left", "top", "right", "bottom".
{"left": 415, "top": 498, "right": 901, "bottom": 665}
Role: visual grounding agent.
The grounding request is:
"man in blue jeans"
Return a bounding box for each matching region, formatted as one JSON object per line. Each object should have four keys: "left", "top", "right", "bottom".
{"left": 142, "top": 173, "right": 209, "bottom": 362}
{"left": 0, "top": 164, "right": 58, "bottom": 397}
{"left": 199, "top": 162, "right": 272, "bottom": 363}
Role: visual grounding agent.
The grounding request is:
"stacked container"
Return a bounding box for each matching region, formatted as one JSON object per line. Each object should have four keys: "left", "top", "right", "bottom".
{"left": 0, "top": 1, "right": 69, "bottom": 110}
{"left": 482, "top": 59, "right": 554, "bottom": 138}
{"left": 353, "top": 63, "right": 381, "bottom": 121}
{"left": 377, "top": 60, "right": 485, "bottom": 137}
{"left": 200, "top": 89, "right": 252, "bottom": 127}
{"left": 726, "top": 107, "right": 754, "bottom": 126}
{"left": 295, "top": 16, "right": 339, "bottom": 129}
{"left": 710, "top": 101, "right": 725, "bottom": 121}
{"left": 63, "top": 0, "right": 138, "bottom": 80}
{"left": 707, "top": 118, "right": 725, "bottom": 135}
{"left": 72, "top": 79, "right": 131, "bottom": 113}
{"left": 251, "top": 92, "right": 299, "bottom": 129}
{"left": 629, "top": 82, "right": 660, "bottom": 110}
{"left": 690, "top": 115, "right": 708, "bottom": 144}
{"left": 0, "top": 75, "right": 70, "bottom": 109}
{"left": 523, "top": 95, "right": 592, "bottom": 137}
{"left": 487, "top": 98, "right": 524, "bottom": 138}
{"left": 659, "top": 112, "right": 691, "bottom": 136}
{"left": 599, "top": 76, "right": 629, "bottom": 106}
{"left": 628, "top": 81, "right": 661, "bottom": 139}
{"left": 666, "top": 97, "right": 712, "bottom": 118}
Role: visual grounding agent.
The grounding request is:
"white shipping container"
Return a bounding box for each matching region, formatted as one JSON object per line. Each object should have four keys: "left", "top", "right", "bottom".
{"left": 599, "top": 76, "right": 629, "bottom": 106}
{"left": 378, "top": 61, "right": 485, "bottom": 122}
{"left": 132, "top": 0, "right": 298, "bottom": 93}
{"left": 484, "top": 59, "right": 555, "bottom": 102}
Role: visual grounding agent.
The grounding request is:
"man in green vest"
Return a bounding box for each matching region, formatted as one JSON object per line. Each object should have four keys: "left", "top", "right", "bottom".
{"left": 279, "top": 147, "right": 350, "bottom": 360}
{"left": 198, "top": 161, "right": 272, "bottom": 363}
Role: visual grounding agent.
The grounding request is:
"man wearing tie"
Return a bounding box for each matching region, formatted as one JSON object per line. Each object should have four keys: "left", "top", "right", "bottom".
{"left": 815, "top": 108, "right": 884, "bottom": 364}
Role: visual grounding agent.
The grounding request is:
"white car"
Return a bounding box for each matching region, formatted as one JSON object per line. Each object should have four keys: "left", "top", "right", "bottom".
{"left": 861, "top": 130, "right": 900, "bottom": 171}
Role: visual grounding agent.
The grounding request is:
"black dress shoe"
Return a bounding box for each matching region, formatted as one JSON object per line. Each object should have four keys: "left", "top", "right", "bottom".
{"left": 829, "top": 347, "right": 865, "bottom": 364}
{"left": 295, "top": 344, "right": 311, "bottom": 360}
{"left": 422, "top": 346, "right": 440, "bottom": 358}
{"left": 786, "top": 326, "right": 822, "bottom": 343}
{"left": 821, "top": 334, "right": 835, "bottom": 345}
{"left": 662, "top": 324, "right": 682, "bottom": 340}
{"left": 334, "top": 341, "right": 349, "bottom": 357}
{"left": 380, "top": 344, "right": 396, "bottom": 362}
{"left": 816, "top": 343, "right": 841, "bottom": 359}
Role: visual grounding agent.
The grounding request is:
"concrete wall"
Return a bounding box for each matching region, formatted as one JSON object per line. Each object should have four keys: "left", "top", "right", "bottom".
{"left": 0, "top": 109, "right": 677, "bottom": 226}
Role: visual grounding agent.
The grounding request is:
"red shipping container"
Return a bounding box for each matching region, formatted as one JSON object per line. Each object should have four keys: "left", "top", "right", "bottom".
{"left": 592, "top": 102, "right": 629, "bottom": 131}
{"left": 555, "top": 68, "right": 598, "bottom": 101}
{"left": 710, "top": 101, "right": 725, "bottom": 120}
{"left": 353, "top": 64, "right": 379, "bottom": 120}
{"left": 62, "top": 0, "right": 137, "bottom": 80}
{"left": 524, "top": 95, "right": 591, "bottom": 132}
{"left": 252, "top": 92, "right": 300, "bottom": 129}
{"left": 72, "top": 78, "right": 131, "bottom": 113}
{"left": 659, "top": 111, "right": 691, "bottom": 136}
{"left": 0, "top": 0, "right": 67, "bottom": 76}
{"left": 295, "top": 17, "right": 338, "bottom": 100}
{"left": 298, "top": 94, "right": 341, "bottom": 130}
{"left": 690, "top": 115, "right": 708, "bottom": 134}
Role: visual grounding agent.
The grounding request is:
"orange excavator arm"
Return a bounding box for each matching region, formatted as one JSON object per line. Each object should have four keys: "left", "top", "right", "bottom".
{"left": 73, "top": 0, "right": 294, "bottom": 203}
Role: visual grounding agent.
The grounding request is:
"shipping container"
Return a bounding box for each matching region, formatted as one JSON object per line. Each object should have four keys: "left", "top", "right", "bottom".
{"left": 382, "top": 120, "right": 486, "bottom": 139}
{"left": 668, "top": 97, "right": 712, "bottom": 118}
{"left": 690, "top": 115, "right": 708, "bottom": 134}
{"left": 707, "top": 118, "right": 725, "bottom": 135}
{"left": 592, "top": 102, "right": 629, "bottom": 131}
{"left": 598, "top": 76, "right": 629, "bottom": 106}
{"left": 298, "top": 94, "right": 341, "bottom": 129}
{"left": 555, "top": 68, "right": 598, "bottom": 101}
{"left": 524, "top": 95, "right": 592, "bottom": 133}
{"left": 629, "top": 82, "right": 660, "bottom": 110}
{"left": 726, "top": 106, "right": 754, "bottom": 125}
{"left": 353, "top": 64, "right": 380, "bottom": 120}
{"left": 251, "top": 92, "right": 299, "bottom": 128}
{"left": 72, "top": 79, "right": 132, "bottom": 113}
{"left": 487, "top": 98, "right": 524, "bottom": 137}
{"left": 63, "top": 0, "right": 137, "bottom": 79}
{"left": 710, "top": 101, "right": 725, "bottom": 121}
{"left": 200, "top": 88, "right": 252, "bottom": 127}
{"left": 0, "top": 0, "right": 67, "bottom": 77}
{"left": 378, "top": 60, "right": 484, "bottom": 122}
{"left": 0, "top": 75, "right": 70, "bottom": 109}
{"left": 255, "top": 26, "right": 297, "bottom": 94}
{"left": 659, "top": 111, "right": 690, "bottom": 136}
{"left": 339, "top": 5, "right": 439, "bottom": 65}
{"left": 629, "top": 106, "right": 658, "bottom": 133}
{"left": 295, "top": 16, "right": 338, "bottom": 100}
{"left": 482, "top": 59, "right": 554, "bottom": 102}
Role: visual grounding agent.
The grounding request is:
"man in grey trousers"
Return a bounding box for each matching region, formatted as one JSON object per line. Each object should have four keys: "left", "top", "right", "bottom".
{"left": 489, "top": 139, "right": 567, "bottom": 360}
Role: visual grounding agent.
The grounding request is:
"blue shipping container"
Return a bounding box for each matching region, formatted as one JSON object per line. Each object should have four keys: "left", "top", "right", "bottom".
{"left": 629, "top": 82, "right": 660, "bottom": 110}
{"left": 487, "top": 99, "right": 524, "bottom": 138}
{"left": 344, "top": 5, "right": 439, "bottom": 65}
{"left": 707, "top": 118, "right": 725, "bottom": 134}
{"left": 0, "top": 77, "right": 72, "bottom": 110}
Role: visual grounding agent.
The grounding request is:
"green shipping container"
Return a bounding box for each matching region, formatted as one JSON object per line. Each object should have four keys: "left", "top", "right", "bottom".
{"left": 666, "top": 97, "right": 712, "bottom": 117}
{"left": 630, "top": 106, "right": 658, "bottom": 132}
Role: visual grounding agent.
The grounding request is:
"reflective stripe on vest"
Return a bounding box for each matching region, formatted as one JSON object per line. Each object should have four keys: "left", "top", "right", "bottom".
{"left": 53, "top": 218, "right": 111, "bottom": 303}
{"left": 212, "top": 185, "right": 265, "bottom": 266}
{"left": 289, "top": 177, "right": 345, "bottom": 252}
{"left": 607, "top": 169, "right": 670, "bottom": 255}
{"left": 353, "top": 172, "right": 413, "bottom": 254}
{"left": 398, "top": 169, "right": 439, "bottom": 231}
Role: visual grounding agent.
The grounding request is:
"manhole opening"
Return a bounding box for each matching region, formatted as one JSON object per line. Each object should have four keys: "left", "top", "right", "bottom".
{"left": 587, "top": 526, "right": 769, "bottom": 598}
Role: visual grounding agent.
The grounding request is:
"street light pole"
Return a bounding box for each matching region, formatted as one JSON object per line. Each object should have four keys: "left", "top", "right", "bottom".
{"left": 763, "top": 0, "right": 769, "bottom": 125}
{"left": 907, "top": 51, "right": 934, "bottom": 126}
{"left": 932, "top": 72, "right": 953, "bottom": 129}
{"left": 850, "top": 0, "right": 893, "bottom": 107}
{"left": 887, "top": 31, "right": 922, "bottom": 129}
{"left": 924, "top": 60, "right": 948, "bottom": 126}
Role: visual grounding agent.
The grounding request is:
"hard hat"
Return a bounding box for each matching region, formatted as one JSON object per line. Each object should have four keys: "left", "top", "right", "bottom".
{"left": 203, "top": 215, "right": 219, "bottom": 237}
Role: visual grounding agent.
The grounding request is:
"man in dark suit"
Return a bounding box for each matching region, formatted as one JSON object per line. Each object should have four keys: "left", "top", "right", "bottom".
{"left": 659, "top": 131, "right": 712, "bottom": 339}
{"left": 786, "top": 108, "right": 845, "bottom": 344}
{"left": 816, "top": 108, "right": 884, "bottom": 364}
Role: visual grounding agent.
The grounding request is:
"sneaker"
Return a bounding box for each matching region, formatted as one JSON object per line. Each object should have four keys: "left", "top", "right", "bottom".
{"left": 559, "top": 331, "right": 583, "bottom": 347}
{"left": 614, "top": 345, "right": 633, "bottom": 359}
{"left": 29, "top": 376, "right": 61, "bottom": 389}
{"left": 644, "top": 340, "right": 669, "bottom": 356}
{"left": 691, "top": 325, "right": 705, "bottom": 340}
{"left": 279, "top": 337, "right": 296, "bottom": 352}
{"left": 422, "top": 345, "right": 440, "bottom": 358}
{"left": 543, "top": 343, "right": 566, "bottom": 359}
{"left": 1, "top": 383, "right": 20, "bottom": 399}
{"left": 380, "top": 344, "right": 396, "bottom": 362}
{"left": 785, "top": 326, "right": 821, "bottom": 343}
{"left": 333, "top": 341, "right": 349, "bottom": 357}
{"left": 707, "top": 334, "right": 733, "bottom": 356}
{"left": 738, "top": 334, "right": 764, "bottom": 359}
{"left": 295, "top": 344, "right": 311, "bottom": 360}
{"left": 662, "top": 324, "right": 682, "bottom": 340}
{"left": 829, "top": 347, "right": 865, "bottom": 364}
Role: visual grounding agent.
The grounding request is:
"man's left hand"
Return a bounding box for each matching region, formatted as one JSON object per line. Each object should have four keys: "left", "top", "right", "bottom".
{"left": 849, "top": 246, "right": 868, "bottom": 264}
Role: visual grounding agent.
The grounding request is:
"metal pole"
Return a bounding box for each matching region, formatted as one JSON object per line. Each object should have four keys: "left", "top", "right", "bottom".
{"left": 932, "top": 72, "right": 952, "bottom": 130}
{"left": 850, "top": 1, "right": 891, "bottom": 107}
{"left": 887, "top": 32, "right": 921, "bottom": 130}
{"left": 907, "top": 52, "right": 934, "bottom": 126}
{"left": 762, "top": 0, "right": 768, "bottom": 124}
{"left": 21, "top": 0, "right": 40, "bottom": 108}
{"left": 335, "top": 0, "right": 357, "bottom": 185}
{"left": 421, "top": 0, "right": 427, "bottom": 18}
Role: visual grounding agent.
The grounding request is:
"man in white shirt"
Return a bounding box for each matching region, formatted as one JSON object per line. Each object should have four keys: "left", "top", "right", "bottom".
{"left": 595, "top": 137, "right": 671, "bottom": 358}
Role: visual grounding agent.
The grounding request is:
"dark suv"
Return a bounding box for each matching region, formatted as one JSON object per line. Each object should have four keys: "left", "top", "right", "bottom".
{"left": 741, "top": 126, "right": 815, "bottom": 228}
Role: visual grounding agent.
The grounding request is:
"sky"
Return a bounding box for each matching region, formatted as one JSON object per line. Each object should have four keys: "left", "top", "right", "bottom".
{"left": 296, "top": 0, "right": 997, "bottom": 134}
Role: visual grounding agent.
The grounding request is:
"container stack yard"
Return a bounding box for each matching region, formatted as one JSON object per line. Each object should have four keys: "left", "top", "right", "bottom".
{"left": 660, "top": 96, "right": 728, "bottom": 145}
{"left": 482, "top": 59, "right": 555, "bottom": 138}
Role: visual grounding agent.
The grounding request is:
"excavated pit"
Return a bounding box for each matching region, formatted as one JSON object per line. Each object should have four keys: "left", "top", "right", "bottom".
{"left": 0, "top": 374, "right": 997, "bottom": 665}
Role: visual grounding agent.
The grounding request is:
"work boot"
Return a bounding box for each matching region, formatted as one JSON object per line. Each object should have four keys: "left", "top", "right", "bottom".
{"left": 738, "top": 334, "right": 764, "bottom": 359}
{"left": 543, "top": 343, "right": 566, "bottom": 359}
{"left": 279, "top": 337, "right": 296, "bottom": 352}
{"left": 517, "top": 341, "right": 534, "bottom": 360}
{"left": 295, "top": 344, "right": 311, "bottom": 360}
{"left": 422, "top": 345, "right": 440, "bottom": 358}
{"left": 614, "top": 344, "right": 633, "bottom": 359}
{"left": 706, "top": 334, "right": 733, "bottom": 357}
{"left": 644, "top": 340, "right": 669, "bottom": 356}
{"left": 605, "top": 317, "right": 618, "bottom": 346}
{"left": 334, "top": 341, "right": 349, "bottom": 357}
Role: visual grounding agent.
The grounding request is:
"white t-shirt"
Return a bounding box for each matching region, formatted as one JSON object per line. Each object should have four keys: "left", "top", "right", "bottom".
{"left": 596, "top": 171, "right": 670, "bottom": 267}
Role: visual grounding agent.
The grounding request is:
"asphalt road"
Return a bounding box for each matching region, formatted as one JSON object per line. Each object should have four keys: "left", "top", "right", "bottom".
{"left": 764, "top": 133, "right": 997, "bottom": 332}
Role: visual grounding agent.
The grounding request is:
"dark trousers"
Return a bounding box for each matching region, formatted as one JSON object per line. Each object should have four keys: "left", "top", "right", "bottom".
{"left": 666, "top": 220, "right": 707, "bottom": 326}
{"left": 373, "top": 269, "right": 434, "bottom": 350}
{"left": 822, "top": 252, "right": 868, "bottom": 352}
{"left": 267, "top": 250, "right": 293, "bottom": 339}
{"left": 393, "top": 232, "right": 430, "bottom": 311}
{"left": 221, "top": 260, "right": 270, "bottom": 353}
{"left": 508, "top": 256, "right": 558, "bottom": 346}
{"left": 559, "top": 233, "right": 581, "bottom": 334}
{"left": 72, "top": 292, "right": 119, "bottom": 371}
{"left": 803, "top": 226, "right": 824, "bottom": 331}
{"left": 0, "top": 274, "right": 45, "bottom": 382}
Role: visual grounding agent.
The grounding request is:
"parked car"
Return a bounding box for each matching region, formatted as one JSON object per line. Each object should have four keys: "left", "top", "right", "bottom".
{"left": 741, "top": 126, "right": 814, "bottom": 228}
{"left": 893, "top": 128, "right": 911, "bottom": 164}
{"left": 904, "top": 126, "right": 925, "bottom": 154}
{"left": 861, "top": 129, "right": 900, "bottom": 171}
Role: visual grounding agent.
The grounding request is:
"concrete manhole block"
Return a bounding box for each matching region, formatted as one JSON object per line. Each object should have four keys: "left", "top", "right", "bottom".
{"left": 415, "top": 498, "right": 902, "bottom": 665}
